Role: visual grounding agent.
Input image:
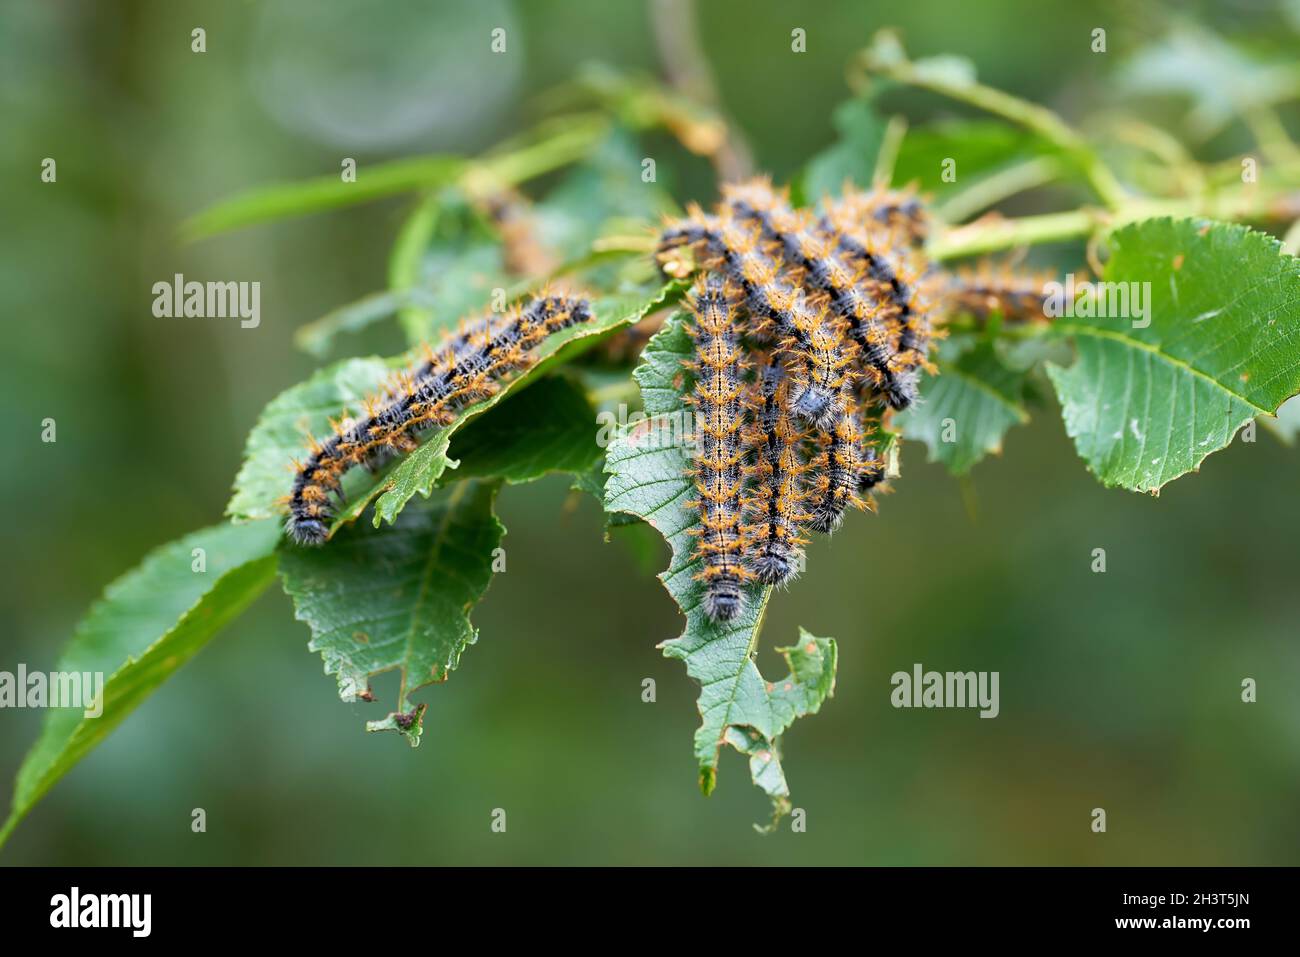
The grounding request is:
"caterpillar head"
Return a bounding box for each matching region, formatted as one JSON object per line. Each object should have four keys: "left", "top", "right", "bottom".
{"left": 789, "top": 382, "right": 843, "bottom": 429}
{"left": 703, "top": 580, "right": 745, "bottom": 622}
{"left": 749, "top": 540, "right": 801, "bottom": 587}
{"left": 286, "top": 515, "right": 329, "bottom": 547}
{"left": 883, "top": 368, "right": 920, "bottom": 410}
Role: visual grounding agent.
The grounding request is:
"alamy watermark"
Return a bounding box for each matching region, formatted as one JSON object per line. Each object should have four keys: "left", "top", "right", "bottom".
{"left": 891, "top": 663, "right": 999, "bottom": 718}
{"left": 152, "top": 273, "right": 260, "bottom": 328}
{"left": 50, "top": 887, "right": 150, "bottom": 937}
{"left": 1043, "top": 273, "right": 1152, "bottom": 329}
{"left": 0, "top": 665, "right": 103, "bottom": 718}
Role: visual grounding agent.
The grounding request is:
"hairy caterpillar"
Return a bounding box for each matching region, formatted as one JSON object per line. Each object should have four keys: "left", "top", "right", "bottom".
{"left": 947, "top": 260, "right": 1052, "bottom": 323}
{"left": 818, "top": 187, "right": 937, "bottom": 407}
{"left": 723, "top": 179, "right": 921, "bottom": 415}
{"left": 743, "top": 356, "right": 811, "bottom": 586}
{"left": 684, "top": 276, "right": 754, "bottom": 621}
{"left": 476, "top": 187, "right": 558, "bottom": 278}
{"left": 659, "top": 209, "right": 853, "bottom": 429}
{"left": 286, "top": 293, "right": 592, "bottom": 545}
{"left": 807, "top": 392, "right": 870, "bottom": 534}
{"left": 860, "top": 185, "right": 931, "bottom": 247}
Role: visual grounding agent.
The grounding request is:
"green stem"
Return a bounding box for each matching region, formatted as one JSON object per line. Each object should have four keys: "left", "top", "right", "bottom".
{"left": 930, "top": 209, "right": 1100, "bottom": 260}
{"left": 873, "top": 115, "right": 909, "bottom": 187}
{"left": 1244, "top": 106, "right": 1300, "bottom": 168}
{"left": 467, "top": 116, "right": 610, "bottom": 196}
{"left": 929, "top": 186, "right": 1300, "bottom": 261}
{"left": 857, "top": 32, "right": 1128, "bottom": 209}
{"left": 935, "top": 156, "right": 1067, "bottom": 224}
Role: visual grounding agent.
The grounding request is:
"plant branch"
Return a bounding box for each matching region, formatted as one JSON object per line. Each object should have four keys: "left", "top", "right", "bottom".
{"left": 930, "top": 184, "right": 1300, "bottom": 261}
{"left": 935, "top": 156, "right": 1067, "bottom": 224}
{"left": 855, "top": 31, "right": 1128, "bottom": 210}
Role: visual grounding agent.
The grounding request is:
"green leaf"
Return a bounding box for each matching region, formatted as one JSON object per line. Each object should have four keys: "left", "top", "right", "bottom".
{"left": 186, "top": 115, "right": 610, "bottom": 241}
{"left": 360, "top": 285, "right": 681, "bottom": 531}
{"left": 1117, "top": 26, "right": 1300, "bottom": 139}
{"left": 278, "top": 481, "right": 504, "bottom": 746}
{"left": 1, "top": 520, "right": 280, "bottom": 851}
{"left": 603, "top": 312, "right": 837, "bottom": 830}
{"left": 446, "top": 375, "right": 600, "bottom": 485}
{"left": 294, "top": 288, "right": 439, "bottom": 359}
{"left": 184, "top": 156, "right": 467, "bottom": 240}
{"left": 534, "top": 127, "right": 675, "bottom": 260}
{"left": 802, "top": 97, "right": 887, "bottom": 200}
{"left": 896, "top": 338, "right": 1030, "bottom": 475}
{"left": 1047, "top": 218, "right": 1300, "bottom": 492}
{"left": 227, "top": 284, "right": 680, "bottom": 540}
{"left": 892, "top": 120, "right": 1063, "bottom": 203}
{"left": 387, "top": 195, "right": 509, "bottom": 345}
{"left": 226, "top": 357, "right": 393, "bottom": 525}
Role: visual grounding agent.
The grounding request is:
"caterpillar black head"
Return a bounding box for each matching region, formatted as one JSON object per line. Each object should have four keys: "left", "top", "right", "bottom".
{"left": 702, "top": 579, "right": 745, "bottom": 622}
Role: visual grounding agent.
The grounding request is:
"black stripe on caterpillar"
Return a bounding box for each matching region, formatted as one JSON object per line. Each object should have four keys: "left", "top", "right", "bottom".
{"left": 818, "top": 189, "right": 935, "bottom": 408}
{"left": 286, "top": 294, "right": 591, "bottom": 546}
{"left": 722, "top": 180, "right": 924, "bottom": 418}
{"left": 860, "top": 186, "right": 931, "bottom": 247}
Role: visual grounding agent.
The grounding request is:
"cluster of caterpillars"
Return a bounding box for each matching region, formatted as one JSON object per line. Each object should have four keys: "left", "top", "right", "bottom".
{"left": 283, "top": 177, "right": 1051, "bottom": 593}
{"left": 657, "top": 179, "right": 943, "bottom": 621}
{"left": 285, "top": 293, "right": 592, "bottom": 545}
{"left": 660, "top": 178, "right": 1051, "bottom": 622}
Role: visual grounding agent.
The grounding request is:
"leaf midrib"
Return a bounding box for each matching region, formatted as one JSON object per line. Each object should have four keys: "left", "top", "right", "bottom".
{"left": 398, "top": 482, "right": 468, "bottom": 705}
{"left": 1056, "top": 322, "right": 1269, "bottom": 414}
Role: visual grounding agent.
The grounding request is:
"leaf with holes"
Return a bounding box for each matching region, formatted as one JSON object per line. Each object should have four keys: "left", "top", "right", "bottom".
{"left": 1047, "top": 218, "right": 1300, "bottom": 492}
{"left": 278, "top": 481, "right": 504, "bottom": 746}
{"left": 603, "top": 311, "right": 837, "bottom": 831}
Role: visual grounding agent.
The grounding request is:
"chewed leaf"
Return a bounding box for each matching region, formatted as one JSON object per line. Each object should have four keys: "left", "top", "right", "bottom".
{"left": 278, "top": 481, "right": 504, "bottom": 746}
{"left": 1048, "top": 218, "right": 1300, "bottom": 492}
{"left": 603, "top": 312, "right": 837, "bottom": 829}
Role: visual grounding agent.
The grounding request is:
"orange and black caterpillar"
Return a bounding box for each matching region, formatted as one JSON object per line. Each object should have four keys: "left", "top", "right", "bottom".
{"left": 946, "top": 260, "right": 1053, "bottom": 324}
{"left": 684, "top": 276, "right": 753, "bottom": 621}
{"left": 743, "top": 357, "right": 810, "bottom": 586}
{"left": 659, "top": 212, "right": 854, "bottom": 430}
{"left": 819, "top": 187, "right": 938, "bottom": 407}
{"left": 286, "top": 293, "right": 592, "bottom": 545}
{"left": 722, "top": 180, "right": 920, "bottom": 415}
{"left": 856, "top": 185, "right": 931, "bottom": 247}
{"left": 807, "top": 391, "right": 870, "bottom": 533}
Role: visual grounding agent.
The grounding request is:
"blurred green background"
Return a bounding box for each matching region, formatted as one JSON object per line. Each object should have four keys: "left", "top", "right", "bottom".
{"left": 3, "top": 0, "right": 1299, "bottom": 865}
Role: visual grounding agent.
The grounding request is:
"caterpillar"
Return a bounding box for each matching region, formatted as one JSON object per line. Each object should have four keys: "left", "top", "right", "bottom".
{"left": 743, "top": 356, "right": 810, "bottom": 586}
{"left": 286, "top": 293, "right": 592, "bottom": 546}
{"left": 861, "top": 185, "right": 931, "bottom": 247}
{"left": 856, "top": 408, "right": 888, "bottom": 497}
{"left": 806, "top": 391, "right": 870, "bottom": 534}
{"left": 684, "top": 276, "right": 754, "bottom": 622}
{"left": 476, "top": 187, "right": 558, "bottom": 278}
{"left": 818, "top": 187, "right": 936, "bottom": 408}
{"left": 723, "top": 179, "right": 919, "bottom": 416}
{"left": 659, "top": 209, "right": 853, "bottom": 429}
{"left": 947, "top": 260, "right": 1052, "bottom": 324}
